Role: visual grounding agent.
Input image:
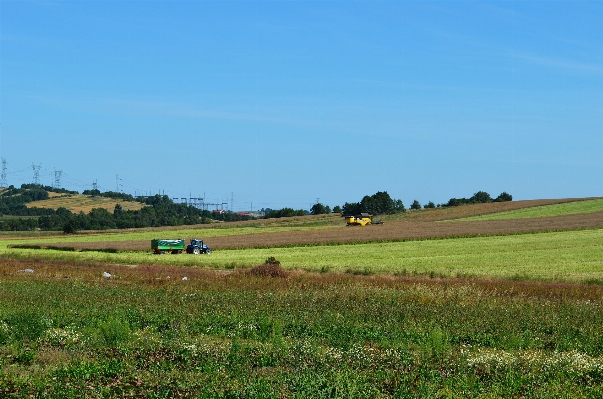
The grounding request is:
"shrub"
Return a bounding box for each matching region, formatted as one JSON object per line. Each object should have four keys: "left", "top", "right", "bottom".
{"left": 247, "top": 261, "right": 288, "bottom": 278}
{"left": 265, "top": 256, "right": 281, "bottom": 266}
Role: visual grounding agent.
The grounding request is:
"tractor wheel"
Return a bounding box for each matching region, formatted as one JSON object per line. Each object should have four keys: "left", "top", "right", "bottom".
{"left": 193, "top": 248, "right": 200, "bottom": 255}
{"left": 206, "top": 249, "right": 212, "bottom": 254}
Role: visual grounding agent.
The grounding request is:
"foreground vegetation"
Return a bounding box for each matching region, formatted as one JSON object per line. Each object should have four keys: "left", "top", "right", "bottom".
{"left": 2, "top": 257, "right": 603, "bottom": 398}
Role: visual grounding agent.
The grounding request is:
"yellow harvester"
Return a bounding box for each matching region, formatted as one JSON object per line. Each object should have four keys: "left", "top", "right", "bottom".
{"left": 345, "top": 213, "right": 372, "bottom": 226}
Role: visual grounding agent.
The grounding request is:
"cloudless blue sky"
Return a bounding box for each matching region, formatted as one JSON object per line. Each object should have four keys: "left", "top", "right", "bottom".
{"left": 1, "top": 1, "right": 602, "bottom": 211}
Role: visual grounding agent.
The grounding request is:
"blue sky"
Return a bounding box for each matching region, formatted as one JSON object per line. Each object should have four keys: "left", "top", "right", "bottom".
{"left": 1, "top": 1, "right": 602, "bottom": 211}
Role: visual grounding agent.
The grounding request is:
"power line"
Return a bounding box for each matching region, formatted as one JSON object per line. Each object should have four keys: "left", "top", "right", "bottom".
{"left": 31, "top": 163, "right": 42, "bottom": 185}
{"left": 0, "top": 158, "right": 6, "bottom": 187}
{"left": 53, "top": 168, "right": 63, "bottom": 189}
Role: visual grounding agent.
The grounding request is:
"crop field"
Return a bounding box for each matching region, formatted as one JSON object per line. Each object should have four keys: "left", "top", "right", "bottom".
{"left": 458, "top": 198, "right": 603, "bottom": 221}
{"left": 2, "top": 198, "right": 603, "bottom": 396}
{"left": 25, "top": 194, "right": 144, "bottom": 213}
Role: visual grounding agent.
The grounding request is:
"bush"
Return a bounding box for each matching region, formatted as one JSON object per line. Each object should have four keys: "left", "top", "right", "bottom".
{"left": 246, "top": 259, "right": 288, "bottom": 278}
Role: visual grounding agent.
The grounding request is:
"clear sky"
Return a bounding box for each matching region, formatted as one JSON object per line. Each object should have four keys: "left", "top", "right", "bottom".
{"left": 1, "top": 1, "right": 602, "bottom": 211}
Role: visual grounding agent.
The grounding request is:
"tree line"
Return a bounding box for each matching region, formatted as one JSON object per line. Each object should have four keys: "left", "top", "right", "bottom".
{"left": 0, "top": 185, "right": 254, "bottom": 232}
{"left": 0, "top": 184, "right": 513, "bottom": 231}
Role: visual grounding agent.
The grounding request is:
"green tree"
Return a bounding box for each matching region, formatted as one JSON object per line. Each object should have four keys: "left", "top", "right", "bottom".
{"left": 63, "top": 218, "right": 80, "bottom": 234}
{"left": 310, "top": 203, "right": 329, "bottom": 215}
{"left": 410, "top": 200, "right": 421, "bottom": 210}
{"left": 470, "top": 191, "right": 492, "bottom": 204}
{"left": 424, "top": 201, "right": 436, "bottom": 209}
{"left": 342, "top": 202, "right": 362, "bottom": 216}
{"left": 495, "top": 192, "right": 513, "bottom": 202}
{"left": 332, "top": 205, "right": 342, "bottom": 213}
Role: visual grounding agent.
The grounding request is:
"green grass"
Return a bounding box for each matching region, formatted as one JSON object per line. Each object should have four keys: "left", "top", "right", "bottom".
{"left": 457, "top": 198, "right": 603, "bottom": 221}
{"left": 4, "top": 228, "right": 603, "bottom": 282}
{"left": 2, "top": 265, "right": 603, "bottom": 397}
{"left": 0, "top": 224, "right": 339, "bottom": 246}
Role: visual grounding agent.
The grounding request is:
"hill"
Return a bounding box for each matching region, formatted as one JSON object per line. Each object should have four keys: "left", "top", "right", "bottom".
{"left": 25, "top": 193, "right": 144, "bottom": 214}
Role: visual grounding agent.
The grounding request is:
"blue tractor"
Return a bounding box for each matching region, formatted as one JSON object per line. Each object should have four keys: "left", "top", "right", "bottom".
{"left": 186, "top": 239, "right": 212, "bottom": 254}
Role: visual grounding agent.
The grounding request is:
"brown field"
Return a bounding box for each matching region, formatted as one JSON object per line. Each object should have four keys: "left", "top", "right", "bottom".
{"left": 25, "top": 194, "right": 144, "bottom": 213}
{"left": 14, "top": 198, "right": 603, "bottom": 252}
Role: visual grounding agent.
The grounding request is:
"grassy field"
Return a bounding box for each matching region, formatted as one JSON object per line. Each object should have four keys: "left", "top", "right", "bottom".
{"left": 25, "top": 194, "right": 144, "bottom": 213}
{"left": 457, "top": 198, "right": 603, "bottom": 221}
{"left": 4, "top": 228, "right": 603, "bottom": 282}
{"left": 3, "top": 199, "right": 603, "bottom": 396}
{"left": 1, "top": 258, "right": 603, "bottom": 397}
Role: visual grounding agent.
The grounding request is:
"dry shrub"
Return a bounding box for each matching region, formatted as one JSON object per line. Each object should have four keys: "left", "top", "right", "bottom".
{"left": 246, "top": 263, "right": 288, "bottom": 278}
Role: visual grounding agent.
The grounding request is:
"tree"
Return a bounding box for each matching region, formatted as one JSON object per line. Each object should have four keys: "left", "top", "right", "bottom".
{"left": 360, "top": 191, "right": 396, "bottom": 215}
{"left": 310, "top": 203, "right": 329, "bottom": 215}
{"left": 394, "top": 200, "right": 406, "bottom": 212}
{"left": 424, "top": 201, "right": 435, "bottom": 209}
{"left": 332, "top": 205, "right": 342, "bottom": 213}
{"left": 63, "top": 218, "right": 80, "bottom": 234}
{"left": 342, "top": 191, "right": 405, "bottom": 215}
{"left": 342, "top": 202, "right": 362, "bottom": 216}
{"left": 89, "top": 208, "right": 116, "bottom": 230}
{"left": 470, "top": 191, "right": 492, "bottom": 204}
{"left": 495, "top": 192, "right": 513, "bottom": 202}
{"left": 410, "top": 200, "right": 421, "bottom": 210}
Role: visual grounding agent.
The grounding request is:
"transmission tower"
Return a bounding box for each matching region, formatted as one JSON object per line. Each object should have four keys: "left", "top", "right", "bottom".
{"left": 92, "top": 179, "right": 98, "bottom": 191}
{"left": 53, "top": 168, "right": 63, "bottom": 189}
{"left": 116, "top": 174, "right": 122, "bottom": 192}
{"left": 0, "top": 158, "right": 7, "bottom": 187}
{"left": 31, "top": 163, "right": 42, "bottom": 185}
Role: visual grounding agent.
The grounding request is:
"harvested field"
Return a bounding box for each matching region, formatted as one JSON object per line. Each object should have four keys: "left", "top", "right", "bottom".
{"left": 25, "top": 194, "right": 144, "bottom": 213}
{"left": 19, "top": 209, "right": 603, "bottom": 252}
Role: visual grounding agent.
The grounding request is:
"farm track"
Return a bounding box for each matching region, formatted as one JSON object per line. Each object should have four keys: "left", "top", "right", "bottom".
{"left": 18, "top": 207, "right": 603, "bottom": 252}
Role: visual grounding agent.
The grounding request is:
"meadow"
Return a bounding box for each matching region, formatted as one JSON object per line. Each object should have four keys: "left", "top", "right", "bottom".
{"left": 2, "top": 198, "right": 603, "bottom": 397}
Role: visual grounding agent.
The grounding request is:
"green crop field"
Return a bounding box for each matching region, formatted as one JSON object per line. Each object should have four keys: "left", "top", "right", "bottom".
{"left": 457, "top": 198, "right": 603, "bottom": 221}
{"left": 3, "top": 201, "right": 603, "bottom": 396}
{"left": 4, "top": 228, "right": 603, "bottom": 282}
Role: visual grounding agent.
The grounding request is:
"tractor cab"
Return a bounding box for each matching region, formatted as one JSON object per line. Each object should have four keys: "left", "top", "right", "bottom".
{"left": 186, "top": 239, "right": 212, "bottom": 254}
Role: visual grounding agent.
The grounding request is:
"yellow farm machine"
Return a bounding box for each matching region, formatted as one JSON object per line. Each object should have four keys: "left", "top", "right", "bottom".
{"left": 345, "top": 213, "right": 373, "bottom": 226}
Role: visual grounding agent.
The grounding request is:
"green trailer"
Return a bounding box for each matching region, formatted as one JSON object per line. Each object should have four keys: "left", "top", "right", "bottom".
{"left": 151, "top": 239, "right": 185, "bottom": 254}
